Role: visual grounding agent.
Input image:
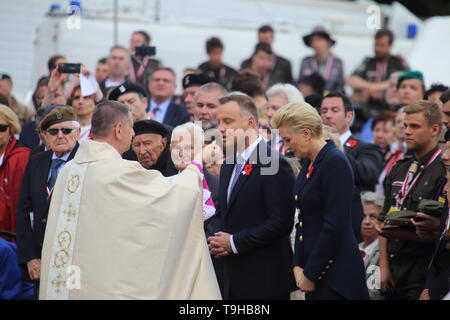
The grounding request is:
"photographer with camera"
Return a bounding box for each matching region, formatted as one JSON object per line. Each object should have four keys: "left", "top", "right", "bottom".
{"left": 128, "top": 30, "right": 161, "bottom": 93}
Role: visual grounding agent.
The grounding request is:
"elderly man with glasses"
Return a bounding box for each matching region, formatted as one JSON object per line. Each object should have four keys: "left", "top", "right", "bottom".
{"left": 16, "top": 105, "right": 80, "bottom": 299}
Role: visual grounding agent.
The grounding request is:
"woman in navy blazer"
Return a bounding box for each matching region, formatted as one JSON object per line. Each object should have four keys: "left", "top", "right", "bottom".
{"left": 271, "top": 102, "right": 368, "bottom": 300}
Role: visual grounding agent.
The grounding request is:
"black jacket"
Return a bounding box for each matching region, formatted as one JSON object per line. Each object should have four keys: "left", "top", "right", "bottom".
{"left": 161, "top": 101, "right": 190, "bottom": 128}
{"left": 343, "top": 135, "right": 383, "bottom": 192}
{"left": 16, "top": 143, "right": 79, "bottom": 268}
{"left": 215, "top": 140, "right": 296, "bottom": 299}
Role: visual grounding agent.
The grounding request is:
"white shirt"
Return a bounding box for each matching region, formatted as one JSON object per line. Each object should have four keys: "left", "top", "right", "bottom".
{"left": 150, "top": 99, "right": 171, "bottom": 124}
{"left": 339, "top": 130, "right": 352, "bottom": 147}
{"left": 0, "top": 152, "right": 4, "bottom": 166}
{"left": 228, "top": 136, "right": 262, "bottom": 254}
{"left": 359, "top": 238, "right": 379, "bottom": 262}
{"left": 79, "top": 125, "right": 92, "bottom": 141}
{"left": 104, "top": 78, "right": 125, "bottom": 89}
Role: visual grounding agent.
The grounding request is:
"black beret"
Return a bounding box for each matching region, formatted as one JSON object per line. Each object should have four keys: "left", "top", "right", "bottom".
{"left": 133, "top": 119, "right": 168, "bottom": 137}
{"left": 182, "top": 73, "right": 213, "bottom": 89}
{"left": 40, "top": 106, "right": 76, "bottom": 131}
{"left": 108, "top": 82, "right": 147, "bottom": 101}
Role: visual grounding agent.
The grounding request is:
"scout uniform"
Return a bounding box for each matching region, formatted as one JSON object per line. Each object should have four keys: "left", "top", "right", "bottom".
{"left": 379, "top": 145, "right": 446, "bottom": 300}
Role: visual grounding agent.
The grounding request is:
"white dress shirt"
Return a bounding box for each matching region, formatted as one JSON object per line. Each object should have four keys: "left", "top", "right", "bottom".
{"left": 339, "top": 130, "right": 352, "bottom": 147}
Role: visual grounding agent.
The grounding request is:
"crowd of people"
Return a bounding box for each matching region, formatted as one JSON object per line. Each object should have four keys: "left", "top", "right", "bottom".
{"left": 0, "top": 23, "right": 449, "bottom": 300}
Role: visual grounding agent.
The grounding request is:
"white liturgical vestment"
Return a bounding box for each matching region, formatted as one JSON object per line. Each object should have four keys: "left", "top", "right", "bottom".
{"left": 39, "top": 140, "right": 221, "bottom": 300}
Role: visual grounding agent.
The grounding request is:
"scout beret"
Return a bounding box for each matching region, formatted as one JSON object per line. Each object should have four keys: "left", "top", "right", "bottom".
{"left": 182, "top": 73, "right": 212, "bottom": 89}
{"left": 108, "top": 82, "right": 147, "bottom": 101}
{"left": 133, "top": 119, "right": 168, "bottom": 137}
{"left": 40, "top": 105, "right": 76, "bottom": 131}
{"left": 397, "top": 70, "right": 424, "bottom": 89}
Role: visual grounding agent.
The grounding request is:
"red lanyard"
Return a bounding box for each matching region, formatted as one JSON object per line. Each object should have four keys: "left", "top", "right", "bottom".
{"left": 129, "top": 56, "right": 149, "bottom": 82}
{"left": 79, "top": 127, "right": 91, "bottom": 140}
{"left": 395, "top": 149, "right": 441, "bottom": 209}
{"left": 312, "top": 56, "right": 334, "bottom": 80}
{"left": 375, "top": 60, "right": 388, "bottom": 82}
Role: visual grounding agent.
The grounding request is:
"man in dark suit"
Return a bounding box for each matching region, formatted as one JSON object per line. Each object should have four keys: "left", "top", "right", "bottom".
{"left": 208, "top": 93, "right": 296, "bottom": 300}
{"left": 16, "top": 106, "right": 80, "bottom": 290}
{"left": 147, "top": 67, "right": 190, "bottom": 127}
{"left": 320, "top": 92, "right": 383, "bottom": 192}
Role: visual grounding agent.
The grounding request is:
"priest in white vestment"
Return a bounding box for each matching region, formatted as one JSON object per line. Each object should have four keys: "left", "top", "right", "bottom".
{"left": 39, "top": 101, "right": 221, "bottom": 300}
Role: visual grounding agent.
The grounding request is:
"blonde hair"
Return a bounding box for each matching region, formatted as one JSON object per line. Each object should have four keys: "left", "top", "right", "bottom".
{"left": 270, "top": 102, "right": 323, "bottom": 137}
{"left": 0, "top": 104, "right": 21, "bottom": 135}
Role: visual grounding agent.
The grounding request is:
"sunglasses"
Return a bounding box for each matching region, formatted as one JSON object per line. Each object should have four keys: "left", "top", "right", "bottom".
{"left": 47, "top": 128, "right": 74, "bottom": 136}
{"left": 0, "top": 124, "right": 8, "bottom": 132}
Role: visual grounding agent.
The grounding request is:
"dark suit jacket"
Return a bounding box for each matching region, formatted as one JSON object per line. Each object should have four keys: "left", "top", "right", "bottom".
{"left": 215, "top": 140, "right": 296, "bottom": 299}
{"left": 294, "top": 140, "right": 368, "bottom": 300}
{"left": 19, "top": 121, "right": 40, "bottom": 149}
{"left": 16, "top": 143, "right": 79, "bottom": 269}
{"left": 162, "top": 101, "right": 190, "bottom": 128}
{"left": 343, "top": 135, "right": 383, "bottom": 192}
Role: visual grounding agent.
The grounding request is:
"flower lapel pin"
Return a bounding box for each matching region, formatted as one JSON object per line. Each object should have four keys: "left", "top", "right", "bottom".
{"left": 242, "top": 164, "right": 253, "bottom": 176}
{"left": 306, "top": 165, "right": 314, "bottom": 180}
{"left": 346, "top": 139, "right": 357, "bottom": 148}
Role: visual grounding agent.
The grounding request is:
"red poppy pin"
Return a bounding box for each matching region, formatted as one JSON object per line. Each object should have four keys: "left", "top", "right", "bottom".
{"left": 346, "top": 139, "right": 357, "bottom": 148}
{"left": 306, "top": 165, "right": 314, "bottom": 179}
{"left": 242, "top": 164, "right": 253, "bottom": 176}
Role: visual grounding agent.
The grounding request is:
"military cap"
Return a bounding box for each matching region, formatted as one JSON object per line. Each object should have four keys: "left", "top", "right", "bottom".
{"left": 40, "top": 105, "right": 76, "bottom": 131}
{"left": 397, "top": 70, "right": 424, "bottom": 89}
{"left": 108, "top": 82, "right": 147, "bottom": 101}
{"left": 182, "top": 73, "right": 212, "bottom": 89}
{"left": 133, "top": 119, "right": 168, "bottom": 137}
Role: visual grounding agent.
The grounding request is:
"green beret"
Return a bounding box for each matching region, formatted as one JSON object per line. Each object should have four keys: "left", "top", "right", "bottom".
{"left": 40, "top": 105, "right": 76, "bottom": 131}
{"left": 397, "top": 70, "right": 424, "bottom": 89}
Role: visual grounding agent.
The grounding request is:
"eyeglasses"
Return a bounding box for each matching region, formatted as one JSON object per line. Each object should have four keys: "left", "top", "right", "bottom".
{"left": 47, "top": 128, "right": 74, "bottom": 136}
{"left": 0, "top": 124, "right": 8, "bottom": 132}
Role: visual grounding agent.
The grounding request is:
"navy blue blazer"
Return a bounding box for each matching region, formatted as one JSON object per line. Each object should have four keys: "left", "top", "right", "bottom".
{"left": 16, "top": 143, "right": 79, "bottom": 269}
{"left": 215, "top": 140, "right": 296, "bottom": 299}
{"left": 294, "top": 140, "right": 368, "bottom": 299}
{"left": 19, "top": 121, "right": 40, "bottom": 149}
{"left": 162, "top": 101, "right": 190, "bottom": 128}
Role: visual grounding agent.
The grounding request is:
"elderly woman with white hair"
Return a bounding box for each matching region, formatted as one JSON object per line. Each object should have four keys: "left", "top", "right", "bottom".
{"left": 266, "top": 83, "right": 304, "bottom": 154}
{"left": 360, "top": 191, "right": 386, "bottom": 300}
{"left": 170, "top": 122, "right": 219, "bottom": 225}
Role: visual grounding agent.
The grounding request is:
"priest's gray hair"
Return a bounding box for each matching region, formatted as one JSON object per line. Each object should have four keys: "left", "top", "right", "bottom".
{"left": 92, "top": 100, "right": 131, "bottom": 138}
{"left": 172, "top": 122, "right": 204, "bottom": 144}
{"left": 266, "top": 83, "right": 304, "bottom": 104}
